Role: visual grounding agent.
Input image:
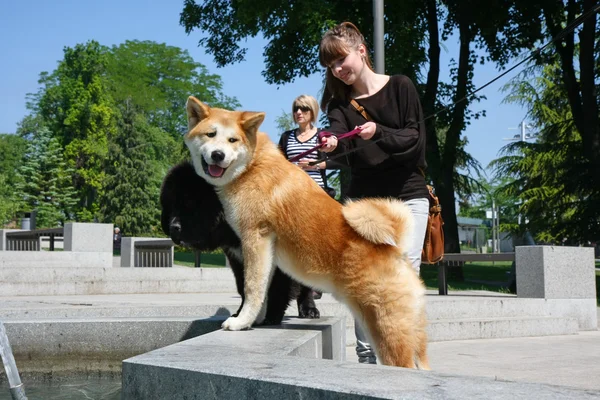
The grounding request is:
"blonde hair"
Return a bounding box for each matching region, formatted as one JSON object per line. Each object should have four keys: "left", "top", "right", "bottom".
{"left": 318, "top": 22, "right": 374, "bottom": 111}
{"left": 292, "top": 94, "right": 319, "bottom": 124}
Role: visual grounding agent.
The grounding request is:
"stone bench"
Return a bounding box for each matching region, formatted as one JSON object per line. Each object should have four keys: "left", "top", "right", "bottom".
{"left": 120, "top": 238, "right": 174, "bottom": 268}
{"left": 0, "top": 228, "right": 64, "bottom": 251}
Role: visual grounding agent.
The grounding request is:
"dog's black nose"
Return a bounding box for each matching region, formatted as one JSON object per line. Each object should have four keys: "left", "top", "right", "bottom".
{"left": 211, "top": 150, "right": 225, "bottom": 162}
{"left": 170, "top": 222, "right": 182, "bottom": 243}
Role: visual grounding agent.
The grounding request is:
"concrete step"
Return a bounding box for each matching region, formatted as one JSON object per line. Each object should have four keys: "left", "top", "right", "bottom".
{"left": 313, "top": 295, "right": 558, "bottom": 322}
{"left": 343, "top": 316, "right": 580, "bottom": 345}
{"left": 428, "top": 316, "right": 580, "bottom": 342}
{"left": 0, "top": 251, "right": 113, "bottom": 268}
{"left": 1, "top": 294, "right": 540, "bottom": 322}
{"left": 0, "top": 267, "right": 237, "bottom": 295}
{"left": 0, "top": 293, "right": 587, "bottom": 344}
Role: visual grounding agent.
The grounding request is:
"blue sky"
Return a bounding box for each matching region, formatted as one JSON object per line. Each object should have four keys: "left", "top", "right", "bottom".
{"left": 0, "top": 1, "right": 528, "bottom": 172}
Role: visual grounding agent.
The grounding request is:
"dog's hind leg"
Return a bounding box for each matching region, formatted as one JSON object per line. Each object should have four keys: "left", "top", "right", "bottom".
{"left": 360, "top": 304, "right": 417, "bottom": 368}
{"left": 222, "top": 232, "right": 275, "bottom": 331}
{"left": 415, "top": 312, "right": 431, "bottom": 370}
{"left": 296, "top": 285, "right": 320, "bottom": 319}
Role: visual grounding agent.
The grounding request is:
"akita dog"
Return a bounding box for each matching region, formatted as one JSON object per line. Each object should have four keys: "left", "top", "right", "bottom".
{"left": 184, "top": 96, "right": 429, "bottom": 369}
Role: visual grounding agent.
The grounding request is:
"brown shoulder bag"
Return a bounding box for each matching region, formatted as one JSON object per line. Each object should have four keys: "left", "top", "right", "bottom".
{"left": 422, "top": 185, "right": 444, "bottom": 264}
{"left": 349, "top": 99, "right": 445, "bottom": 264}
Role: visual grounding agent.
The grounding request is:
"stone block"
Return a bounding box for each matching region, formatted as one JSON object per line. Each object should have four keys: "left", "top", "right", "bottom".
{"left": 516, "top": 246, "right": 596, "bottom": 299}
{"left": 64, "top": 223, "right": 113, "bottom": 253}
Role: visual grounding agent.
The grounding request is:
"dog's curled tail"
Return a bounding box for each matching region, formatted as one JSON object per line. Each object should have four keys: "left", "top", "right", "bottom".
{"left": 342, "top": 198, "right": 414, "bottom": 249}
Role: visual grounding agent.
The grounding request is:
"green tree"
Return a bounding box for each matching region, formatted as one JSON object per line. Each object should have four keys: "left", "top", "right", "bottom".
{"left": 0, "top": 134, "right": 27, "bottom": 183}
{"left": 100, "top": 101, "right": 162, "bottom": 236}
{"left": 0, "top": 174, "right": 19, "bottom": 226}
{"left": 105, "top": 40, "right": 241, "bottom": 137}
{"left": 274, "top": 110, "right": 295, "bottom": 135}
{"left": 0, "top": 133, "right": 28, "bottom": 225}
{"left": 491, "top": 53, "right": 600, "bottom": 244}
{"left": 32, "top": 40, "right": 117, "bottom": 221}
{"left": 14, "top": 128, "right": 78, "bottom": 228}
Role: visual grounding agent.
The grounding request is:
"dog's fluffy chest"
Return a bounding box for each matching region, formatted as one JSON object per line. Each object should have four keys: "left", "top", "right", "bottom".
{"left": 217, "top": 193, "right": 242, "bottom": 235}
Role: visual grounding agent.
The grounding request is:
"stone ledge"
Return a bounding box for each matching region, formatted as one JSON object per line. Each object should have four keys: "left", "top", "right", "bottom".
{"left": 2, "top": 316, "right": 345, "bottom": 379}
{"left": 122, "top": 318, "right": 595, "bottom": 400}
{"left": 0, "top": 251, "right": 113, "bottom": 268}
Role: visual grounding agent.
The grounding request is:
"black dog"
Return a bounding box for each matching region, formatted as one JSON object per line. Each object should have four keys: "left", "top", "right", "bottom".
{"left": 160, "top": 161, "right": 319, "bottom": 324}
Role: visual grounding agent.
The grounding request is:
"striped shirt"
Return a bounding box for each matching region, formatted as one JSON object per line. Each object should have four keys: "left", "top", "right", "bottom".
{"left": 285, "top": 131, "right": 324, "bottom": 188}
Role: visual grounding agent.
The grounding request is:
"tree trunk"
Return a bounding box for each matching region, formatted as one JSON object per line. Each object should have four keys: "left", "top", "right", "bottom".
{"left": 579, "top": 0, "right": 600, "bottom": 164}
{"left": 543, "top": 1, "right": 585, "bottom": 137}
{"left": 439, "top": 19, "right": 473, "bottom": 254}
{"left": 423, "top": 0, "right": 441, "bottom": 185}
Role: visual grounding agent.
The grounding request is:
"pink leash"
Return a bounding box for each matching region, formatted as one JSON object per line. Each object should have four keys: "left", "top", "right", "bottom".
{"left": 288, "top": 128, "right": 363, "bottom": 163}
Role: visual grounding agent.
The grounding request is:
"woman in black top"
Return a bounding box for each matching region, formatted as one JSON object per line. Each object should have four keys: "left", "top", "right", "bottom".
{"left": 319, "top": 21, "right": 429, "bottom": 365}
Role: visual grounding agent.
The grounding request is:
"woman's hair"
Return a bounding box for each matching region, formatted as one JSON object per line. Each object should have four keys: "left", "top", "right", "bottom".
{"left": 319, "top": 22, "right": 374, "bottom": 111}
{"left": 292, "top": 94, "right": 319, "bottom": 124}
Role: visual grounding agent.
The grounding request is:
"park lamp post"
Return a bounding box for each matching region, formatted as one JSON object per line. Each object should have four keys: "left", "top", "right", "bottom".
{"left": 373, "top": 0, "right": 385, "bottom": 74}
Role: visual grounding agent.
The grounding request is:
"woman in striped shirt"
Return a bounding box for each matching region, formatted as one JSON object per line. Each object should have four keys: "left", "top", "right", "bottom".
{"left": 278, "top": 94, "right": 338, "bottom": 195}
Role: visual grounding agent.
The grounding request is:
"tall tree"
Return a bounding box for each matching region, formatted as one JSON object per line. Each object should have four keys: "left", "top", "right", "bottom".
{"left": 100, "top": 101, "right": 162, "bottom": 236}
{"left": 14, "top": 128, "right": 77, "bottom": 228}
{"left": 0, "top": 134, "right": 27, "bottom": 226}
{"left": 0, "top": 134, "right": 27, "bottom": 184}
{"left": 491, "top": 51, "right": 599, "bottom": 244}
{"left": 105, "top": 40, "right": 241, "bottom": 137}
{"left": 31, "top": 41, "right": 117, "bottom": 221}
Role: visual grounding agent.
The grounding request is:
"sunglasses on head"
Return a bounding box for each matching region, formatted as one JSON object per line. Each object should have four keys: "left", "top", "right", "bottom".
{"left": 293, "top": 105, "right": 311, "bottom": 113}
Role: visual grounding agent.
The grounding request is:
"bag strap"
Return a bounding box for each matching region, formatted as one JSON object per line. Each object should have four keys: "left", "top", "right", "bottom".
{"left": 427, "top": 185, "right": 442, "bottom": 213}
{"left": 350, "top": 99, "right": 372, "bottom": 121}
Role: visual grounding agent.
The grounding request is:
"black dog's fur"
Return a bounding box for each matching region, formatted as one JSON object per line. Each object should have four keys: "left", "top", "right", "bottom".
{"left": 160, "top": 161, "right": 319, "bottom": 324}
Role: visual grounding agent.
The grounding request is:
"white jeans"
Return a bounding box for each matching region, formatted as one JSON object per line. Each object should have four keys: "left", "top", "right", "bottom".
{"left": 354, "top": 197, "right": 429, "bottom": 364}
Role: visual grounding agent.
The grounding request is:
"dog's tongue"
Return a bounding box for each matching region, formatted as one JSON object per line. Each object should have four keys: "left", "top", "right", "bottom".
{"left": 208, "top": 164, "right": 225, "bottom": 177}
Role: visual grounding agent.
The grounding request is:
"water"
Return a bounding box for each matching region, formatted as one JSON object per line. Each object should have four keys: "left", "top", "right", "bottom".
{"left": 0, "top": 378, "right": 121, "bottom": 400}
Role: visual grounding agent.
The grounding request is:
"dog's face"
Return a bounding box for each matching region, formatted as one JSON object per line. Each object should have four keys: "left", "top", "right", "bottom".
{"left": 184, "top": 96, "right": 265, "bottom": 186}
{"left": 160, "top": 161, "right": 239, "bottom": 250}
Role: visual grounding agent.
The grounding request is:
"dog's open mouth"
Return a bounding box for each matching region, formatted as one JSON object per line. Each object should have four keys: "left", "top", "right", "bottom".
{"left": 201, "top": 158, "right": 227, "bottom": 178}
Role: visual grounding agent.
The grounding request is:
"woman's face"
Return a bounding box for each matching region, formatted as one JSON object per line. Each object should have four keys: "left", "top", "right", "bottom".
{"left": 328, "top": 46, "right": 365, "bottom": 85}
{"left": 293, "top": 104, "right": 312, "bottom": 125}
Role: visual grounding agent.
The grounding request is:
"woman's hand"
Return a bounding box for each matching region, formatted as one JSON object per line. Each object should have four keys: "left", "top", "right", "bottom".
{"left": 357, "top": 121, "right": 377, "bottom": 140}
{"left": 297, "top": 159, "right": 323, "bottom": 171}
{"left": 321, "top": 135, "right": 338, "bottom": 152}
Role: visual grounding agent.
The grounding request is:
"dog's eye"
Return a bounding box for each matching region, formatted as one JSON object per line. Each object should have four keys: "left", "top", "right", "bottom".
{"left": 228, "top": 138, "right": 238, "bottom": 143}
{"left": 206, "top": 131, "right": 216, "bottom": 138}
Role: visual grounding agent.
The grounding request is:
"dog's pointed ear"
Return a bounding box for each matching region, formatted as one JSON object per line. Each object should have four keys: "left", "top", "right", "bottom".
{"left": 186, "top": 96, "right": 211, "bottom": 130}
{"left": 240, "top": 111, "right": 265, "bottom": 135}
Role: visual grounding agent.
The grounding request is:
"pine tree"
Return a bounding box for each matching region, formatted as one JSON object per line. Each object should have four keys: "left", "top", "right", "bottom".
{"left": 100, "top": 100, "right": 161, "bottom": 236}
{"left": 15, "top": 128, "right": 78, "bottom": 228}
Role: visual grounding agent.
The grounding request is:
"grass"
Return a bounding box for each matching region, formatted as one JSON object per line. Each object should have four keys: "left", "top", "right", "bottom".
{"left": 174, "top": 250, "right": 226, "bottom": 268}
{"left": 420, "top": 261, "right": 514, "bottom": 294}
{"left": 422, "top": 261, "right": 600, "bottom": 304}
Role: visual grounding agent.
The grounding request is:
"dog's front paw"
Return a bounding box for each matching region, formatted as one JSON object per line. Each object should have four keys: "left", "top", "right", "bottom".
{"left": 298, "top": 305, "right": 320, "bottom": 319}
{"left": 222, "top": 316, "right": 252, "bottom": 331}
